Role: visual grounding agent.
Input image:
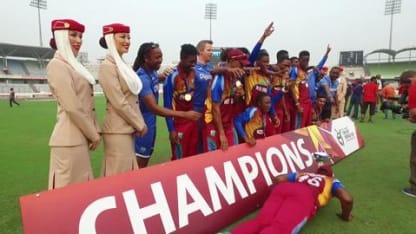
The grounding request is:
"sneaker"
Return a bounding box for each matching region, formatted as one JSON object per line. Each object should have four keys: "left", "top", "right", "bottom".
{"left": 402, "top": 188, "right": 416, "bottom": 198}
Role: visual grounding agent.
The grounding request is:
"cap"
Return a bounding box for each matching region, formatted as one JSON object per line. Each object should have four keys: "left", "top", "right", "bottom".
{"left": 316, "top": 164, "right": 334, "bottom": 177}
{"left": 227, "top": 49, "right": 250, "bottom": 66}
{"left": 99, "top": 23, "right": 130, "bottom": 49}
{"left": 50, "top": 19, "right": 85, "bottom": 50}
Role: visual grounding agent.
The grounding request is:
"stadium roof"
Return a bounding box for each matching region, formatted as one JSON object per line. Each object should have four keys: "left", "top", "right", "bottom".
{"left": 396, "top": 47, "right": 416, "bottom": 55}
{"left": 365, "top": 49, "right": 396, "bottom": 58}
{"left": 365, "top": 47, "right": 416, "bottom": 61}
{"left": 0, "top": 43, "right": 54, "bottom": 59}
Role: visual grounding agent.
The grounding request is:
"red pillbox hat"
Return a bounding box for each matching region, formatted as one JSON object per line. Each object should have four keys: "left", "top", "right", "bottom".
{"left": 102, "top": 23, "right": 130, "bottom": 35}
{"left": 99, "top": 23, "right": 130, "bottom": 49}
{"left": 51, "top": 19, "right": 85, "bottom": 33}
{"left": 49, "top": 19, "right": 85, "bottom": 49}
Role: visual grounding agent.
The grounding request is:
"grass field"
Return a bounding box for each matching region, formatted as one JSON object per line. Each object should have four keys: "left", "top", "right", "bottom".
{"left": 0, "top": 97, "right": 415, "bottom": 234}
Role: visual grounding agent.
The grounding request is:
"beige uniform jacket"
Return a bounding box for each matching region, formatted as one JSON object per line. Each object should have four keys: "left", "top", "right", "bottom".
{"left": 47, "top": 52, "right": 101, "bottom": 146}
{"left": 99, "top": 55, "right": 146, "bottom": 134}
{"left": 336, "top": 76, "right": 347, "bottom": 103}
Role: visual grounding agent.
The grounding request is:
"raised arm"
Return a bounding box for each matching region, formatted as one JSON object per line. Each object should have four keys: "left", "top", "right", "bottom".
{"left": 249, "top": 22, "right": 275, "bottom": 66}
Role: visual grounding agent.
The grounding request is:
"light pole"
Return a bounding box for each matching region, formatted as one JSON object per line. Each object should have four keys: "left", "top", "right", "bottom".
{"left": 204, "top": 3, "right": 217, "bottom": 41}
{"left": 29, "top": 0, "right": 47, "bottom": 47}
{"left": 384, "top": 0, "right": 401, "bottom": 62}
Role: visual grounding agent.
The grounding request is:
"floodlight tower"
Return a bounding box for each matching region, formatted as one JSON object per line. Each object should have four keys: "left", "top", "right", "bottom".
{"left": 384, "top": 0, "right": 401, "bottom": 62}
{"left": 29, "top": 0, "right": 47, "bottom": 47}
{"left": 205, "top": 3, "right": 217, "bottom": 41}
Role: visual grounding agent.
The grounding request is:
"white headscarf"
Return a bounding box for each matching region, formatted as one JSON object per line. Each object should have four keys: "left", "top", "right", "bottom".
{"left": 54, "top": 30, "right": 95, "bottom": 85}
{"left": 104, "top": 34, "right": 142, "bottom": 95}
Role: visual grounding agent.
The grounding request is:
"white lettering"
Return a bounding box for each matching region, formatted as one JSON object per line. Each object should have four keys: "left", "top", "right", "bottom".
{"left": 255, "top": 152, "right": 273, "bottom": 186}
{"left": 297, "top": 138, "right": 313, "bottom": 167}
{"left": 265, "top": 147, "right": 288, "bottom": 177}
{"left": 79, "top": 196, "right": 116, "bottom": 234}
{"left": 237, "top": 156, "right": 259, "bottom": 195}
{"left": 205, "top": 161, "right": 249, "bottom": 212}
{"left": 281, "top": 142, "right": 305, "bottom": 171}
{"left": 177, "top": 174, "right": 213, "bottom": 228}
{"left": 123, "top": 185, "right": 175, "bottom": 234}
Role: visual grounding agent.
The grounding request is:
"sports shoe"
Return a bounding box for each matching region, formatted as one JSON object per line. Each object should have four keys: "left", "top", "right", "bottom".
{"left": 402, "top": 188, "right": 416, "bottom": 198}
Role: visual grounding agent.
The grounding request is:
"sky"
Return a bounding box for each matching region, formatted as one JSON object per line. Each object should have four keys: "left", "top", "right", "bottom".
{"left": 1, "top": 0, "right": 415, "bottom": 66}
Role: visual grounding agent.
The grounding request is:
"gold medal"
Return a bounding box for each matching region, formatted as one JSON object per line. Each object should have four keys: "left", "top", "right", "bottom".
{"left": 184, "top": 93, "right": 192, "bottom": 102}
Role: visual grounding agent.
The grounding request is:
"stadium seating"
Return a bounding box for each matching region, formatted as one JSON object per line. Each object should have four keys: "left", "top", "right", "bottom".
{"left": 23, "top": 60, "right": 47, "bottom": 76}
{"left": 0, "top": 58, "right": 28, "bottom": 75}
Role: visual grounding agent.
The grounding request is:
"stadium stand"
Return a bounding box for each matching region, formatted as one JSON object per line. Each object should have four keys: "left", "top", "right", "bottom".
{"left": 366, "top": 61, "right": 416, "bottom": 78}
{"left": 0, "top": 43, "right": 107, "bottom": 99}
{"left": 364, "top": 47, "right": 416, "bottom": 79}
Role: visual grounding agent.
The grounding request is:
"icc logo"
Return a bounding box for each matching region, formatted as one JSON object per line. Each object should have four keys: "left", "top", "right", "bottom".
{"left": 335, "top": 129, "right": 344, "bottom": 146}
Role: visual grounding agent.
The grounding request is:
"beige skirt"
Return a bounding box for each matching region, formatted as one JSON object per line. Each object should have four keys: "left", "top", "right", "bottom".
{"left": 101, "top": 134, "right": 138, "bottom": 177}
{"left": 48, "top": 144, "right": 93, "bottom": 189}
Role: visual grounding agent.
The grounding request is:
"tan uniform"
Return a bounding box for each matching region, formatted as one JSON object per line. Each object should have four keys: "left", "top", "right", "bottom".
{"left": 333, "top": 76, "right": 347, "bottom": 118}
{"left": 99, "top": 55, "right": 146, "bottom": 176}
{"left": 47, "top": 52, "right": 101, "bottom": 189}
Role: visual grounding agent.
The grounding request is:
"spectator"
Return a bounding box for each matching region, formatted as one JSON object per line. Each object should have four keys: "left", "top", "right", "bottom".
{"left": 232, "top": 164, "right": 353, "bottom": 234}
{"left": 346, "top": 79, "right": 363, "bottom": 120}
{"left": 9, "top": 88, "right": 20, "bottom": 107}
{"left": 316, "top": 67, "right": 341, "bottom": 121}
{"left": 344, "top": 80, "right": 353, "bottom": 113}
{"left": 401, "top": 70, "right": 416, "bottom": 198}
{"left": 381, "top": 82, "right": 397, "bottom": 119}
{"left": 360, "top": 77, "right": 379, "bottom": 123}
{"left": 46, "top": 19, "right": 101, "bottom": 189}
{"left": 335, "top": 74, "right": 347, "bottom": 118}
{"left": 98, "top": 23, "right": 147, "bottom": 176}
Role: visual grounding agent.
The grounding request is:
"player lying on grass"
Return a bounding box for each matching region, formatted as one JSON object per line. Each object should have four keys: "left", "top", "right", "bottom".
{"left": 231, "top": 164, "right": 353, "bottom": 234}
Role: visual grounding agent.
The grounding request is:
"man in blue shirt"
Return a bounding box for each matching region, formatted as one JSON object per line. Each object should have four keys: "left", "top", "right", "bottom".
{"left": 316, "top": 67, "right": 341, "bottom": 120}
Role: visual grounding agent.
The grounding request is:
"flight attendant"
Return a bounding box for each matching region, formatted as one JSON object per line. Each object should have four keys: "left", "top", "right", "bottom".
{"left": 98, "top": 23, "right": 147, "bottom": 176}
{"left": 46, "top": 19, "right": 101, "bottom": 189}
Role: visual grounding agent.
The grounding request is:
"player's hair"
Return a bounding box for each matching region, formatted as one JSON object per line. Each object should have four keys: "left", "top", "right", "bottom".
{"left": 299, "top": 50, "right": 310, "bottom": 58}
{"left": 180, "top": 44, "right": 198, "bottom": 60}
{"left": 256, "top": 49, "right": 269, "bottom": 61}
{"left": 399, "top": 70, "right": 416, "bottom": 84}
{"left": 290, "top": 56, "right": 298, "bottom": 62}
{"left": 316, "top": 94, "right": 327, "bottom": 100}
{"left": 255, "top": 92, "right": 269, "bottom": 105}
{"left": 196, "top": 40, "right": 213, "bottom": 54}
{"left": 132, "top": 42, "right": 159, "bottom": 71}
{"left": 330, "top": 66, "right": 340, "bottom": 72}
{"left": 239, "top": 47, "right": 250, "bottom": 56}
{"left": 276, "top": 50, "right": 289, "bottom": 63}
{"left": 219, "top": 48, "right": 231, "bottom": 62}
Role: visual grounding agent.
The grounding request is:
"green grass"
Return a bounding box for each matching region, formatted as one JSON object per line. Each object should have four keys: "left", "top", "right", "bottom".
{"left": 0, "top": 97, "right": 414, "bottom": 233}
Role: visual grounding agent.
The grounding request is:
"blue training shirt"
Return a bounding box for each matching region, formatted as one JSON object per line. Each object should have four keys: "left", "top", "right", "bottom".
{"left": 194, "top": 62, "right": 213, "bottom": 113}
{"left": 308, "top": 55, "right": 328, "bottom": 101}
{"left": 316, "top": 76, "right": 339, "bottom": 98}
{"left": 137, "top": 67, "right": 159, "bottom": 116}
